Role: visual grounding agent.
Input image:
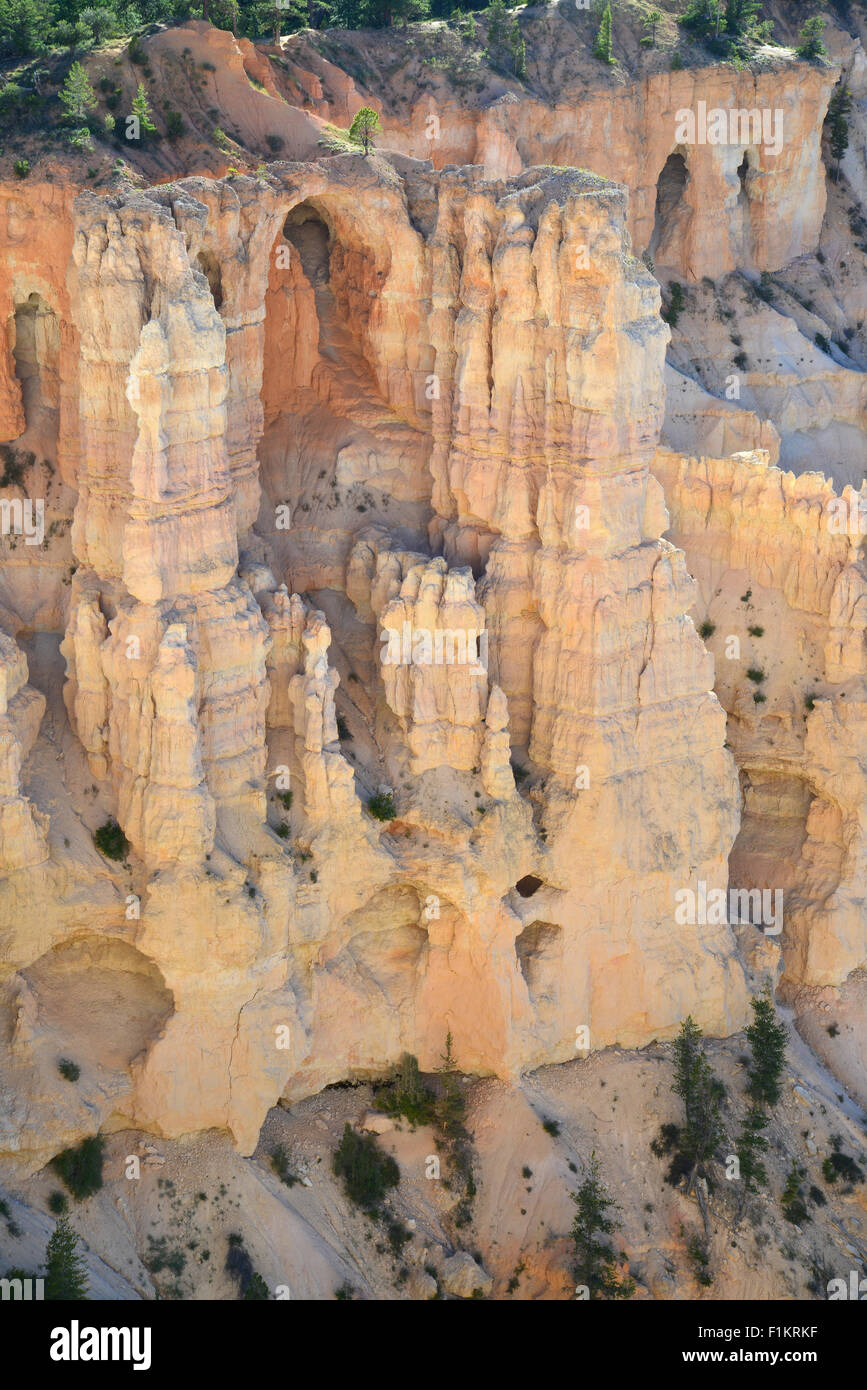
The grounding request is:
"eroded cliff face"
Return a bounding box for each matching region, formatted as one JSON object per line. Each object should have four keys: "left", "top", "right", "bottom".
{"left": 0, "top": 156, "right": 754, "bottom": 1168}
{"left": 653, "top": 447, "right": 867, "bottom": 994}
{"left": 0, "top": 12, "right": 864, "bottom": 1184}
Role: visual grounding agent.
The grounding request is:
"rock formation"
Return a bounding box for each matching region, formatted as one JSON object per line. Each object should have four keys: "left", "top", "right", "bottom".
{"left": 0, "top": 9, "right": 864, "bottom": 1195}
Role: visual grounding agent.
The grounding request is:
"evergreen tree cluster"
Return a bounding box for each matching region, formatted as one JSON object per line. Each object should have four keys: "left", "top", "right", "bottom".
{"left": 0, "top": 0, "right": 505, "bottom": 57}
{"left": 680, "top": 0, "right": 771, "bottom": 58}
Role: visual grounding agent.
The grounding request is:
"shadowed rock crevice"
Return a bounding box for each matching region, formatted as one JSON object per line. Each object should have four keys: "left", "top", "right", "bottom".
{"left": 196, "top": 250, "right": 224, "bottom": 310}
{"left": 11, "top": 291, "right": 60, "bottom": 449}
{"left": 649, "top": 151, "right": 689, "bottom": 273}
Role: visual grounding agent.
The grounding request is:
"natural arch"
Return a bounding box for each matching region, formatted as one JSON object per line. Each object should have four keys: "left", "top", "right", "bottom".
{"left": 649, "top": 151, "right": 690, "bottom": 270}
{"left": 196, "top": 250, "right": 224, "bottom": 310}
{"left": 11, "top": 290, "right": 60, "bottom": 448}
{"left": 257, "top": 193, "right": 430, "bottom": 591}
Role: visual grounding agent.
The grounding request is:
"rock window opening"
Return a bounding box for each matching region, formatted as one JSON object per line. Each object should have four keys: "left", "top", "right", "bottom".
{"left": 649, "top": 152, "right": 689, "bottom": 266}
{"left": 196, "top": 251, "right": 223, "bottom": 310}
{"left": 515, "top": 874, "right": 543, "bottom": 898}
{"left": 11, "top": 291, "right": 60, "bottom": 445}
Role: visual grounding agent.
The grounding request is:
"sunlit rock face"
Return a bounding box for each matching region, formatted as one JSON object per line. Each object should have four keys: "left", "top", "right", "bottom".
{"left": 279, "top": 21, "right": 837, "bottom": 282}
{"left": 654, "top": 446, "right": 867, "bottom": 995}
{"left": 20, "top": 149, "right": 863, "bottom": 1170}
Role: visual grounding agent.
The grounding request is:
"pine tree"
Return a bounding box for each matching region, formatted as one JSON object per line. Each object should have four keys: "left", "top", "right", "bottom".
{"left": 131, "top": 81, "right": 156, "bottom": 136}
{"left": 0, "top": 0, "right": 55, "bottom": 56}
{"left": 681, "top": 0, "right": 718, "bottom": 39}
{"left": 736, "top": 1104, "right": 769, "bottom": 1193}
{"left": 348, "top": 105, "right": 381, "bottom": 154}
{"left": 571, "top": 1154, "right": 634, "bottom": 1299}
{"left": 642, "top": 8, "right": 662, "bottom": 47}
{"left": 593, "top": 1, "right": 613, "bottom": 64}
{"left": 827, "top": 85, "right": 852, "bottom": 181}
{"left": 59, "top": 63, "right": 98, "bottom": 124}
{"left": 672, "top": 1016, "right": 725, "bottom": 1191}
{"left": 485, "top": 0, "right": 509, "bottom": 53}
{"left": 745, "top": 984, "right": 787, "bottom": 1106}
{"left": 796, "top": 15, "right": 827, "bottom": 61}
{"left": 724, "top": 0, "right": 759, "bottom": 38}
{"left": 44, "top": 1215, "right": 89, "bottom": 1301}
{"left": 80, "top": 6, "right": 116, "bottom": 43}
{"left": 510, "top": 19, "right": 525, "bottom": 79}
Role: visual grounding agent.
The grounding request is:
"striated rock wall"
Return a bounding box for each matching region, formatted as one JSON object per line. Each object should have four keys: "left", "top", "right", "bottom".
{"left": 653, "top": 446, "right": 867, "bottom": 993}
{"left": 275, "top": 21, "right": 837, "bottom": 281}
{"left": 0, "top": 153, "right": 819, "bottom": 1170}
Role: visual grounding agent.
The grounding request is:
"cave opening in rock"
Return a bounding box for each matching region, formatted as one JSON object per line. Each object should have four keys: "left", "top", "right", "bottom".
{"left": 257, "top": 194, "right": 430, "bottom": 592}
{"left": 649, "top": 151, "right": 689, "bottom": 269}
{"left": 515, "top": 920, "right": 563, "bottom": 1007}
{"left": 196, "top": 250, "right": 224, "bottom": 309}
{"left": 515, "top": 874, "right": 543, "bottom": 898}
{"left": 20, "top": 935, "right": 174, "bottom": 1072}
{"left": 737, "top": 152, "right": 756, "bottom": 260}
{"left": 282, "top": 204, "right": 332, "bottom": 295}
{"left": 11, "top": 291, "right": 60, "bottom": 448}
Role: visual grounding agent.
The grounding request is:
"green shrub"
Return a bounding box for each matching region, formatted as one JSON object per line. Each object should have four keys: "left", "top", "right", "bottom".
{"left": 48, "top": 1191, "right": 68, "bottom": 1215}
{"left": 822, "top": 1150, "right": 864, "bottom": 1185}
{"left": 244, "top": 1272, "right": 270, "bottom": 1299}
{"left": 386, "top": 1218, "right": 412, "bottom": 1257}
{"left": 542, "top": 1118, "right": 561, "bottom": 1138}
{"left": 376, "top": 1053, "right": 436, "bottom": 1127}
{"left": 815, "top": 332, "right": 831, "bottom": 354}
{"left": 687, "top": 1234, "right": 713, "bottom": 1286}
{"left": 332, "top": 1123, "right": 399, "bottom": 1213}
{"left": 367, "top": 791, "right": 396, "bottom": 821}
{"left": 277, "top": 789, "right": 292, "bottom": 809}
{"left": 662, "top": 281, "right": 685, "bottom": 327}
{"left": 271, "top": 1144, "right": 301, "bottom": 1188}
{"left": 51, "top": 1135, "right": 104, "bottom": 1201}
{"left": 698, "top": 620, "right": 715, "bottom": 639}
{"left": 93, "top": 819, "right": 129, "bottom": 860}
{"left": 650, "top": 1123, "right": 681, "bottom": 1158}
{"left": 746, "top": 668, "right": 765, "bottom": 684}
{"left": 165, "top": 109, "right": 185, "bottom": 140}
{"left": 276, "top": 821, "right": 289, "bottom": 839}
{"left": 781, "top": 1163, "right": 809, "bottom": 1224}
{"left": 58, "top": 1059, "right": 80, "bottom": 1082}
{"left": 13, "top": 159, "right": 30, "bottom": 178}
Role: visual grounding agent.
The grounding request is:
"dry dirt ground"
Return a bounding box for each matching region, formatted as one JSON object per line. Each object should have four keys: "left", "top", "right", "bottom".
{"left": 1, "top": 1011, "right": 864, "bottom": 1301}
